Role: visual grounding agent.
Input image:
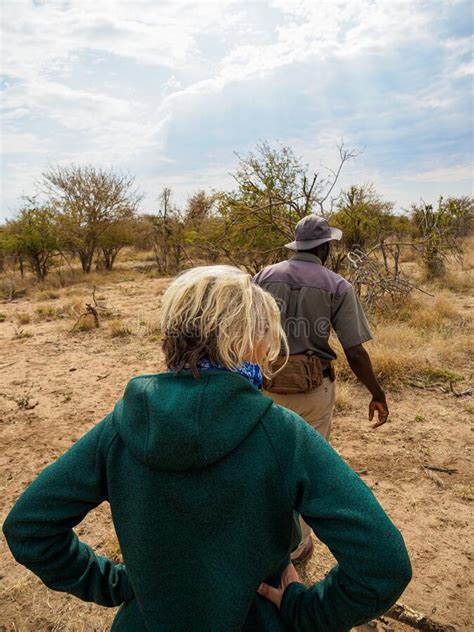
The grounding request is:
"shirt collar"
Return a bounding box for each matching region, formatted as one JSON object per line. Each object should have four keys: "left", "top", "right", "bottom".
{"left": 292, "top": 252, "right": 323, "bottom": 265}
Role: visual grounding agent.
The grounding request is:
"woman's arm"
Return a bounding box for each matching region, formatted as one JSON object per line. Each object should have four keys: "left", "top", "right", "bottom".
{"left": 3, "top": 414, "right": 134, "bottom": 607}
{"left": 261, "top": 406, "right": 412, "bottom": 631}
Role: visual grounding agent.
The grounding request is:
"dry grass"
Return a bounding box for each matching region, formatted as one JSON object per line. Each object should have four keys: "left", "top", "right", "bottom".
{"left": 109, "top": 319, "right": 132, "bottom": 337}
{"left": 12, "top": 326, "right": 33, "bottom": 340}
{"left": 461, "top": 235, "right": 474, "bottom": 269}
{"left": 16, "top": 311, "right": 31, "bottom": 325}
{"left": 1, "top": 265, "right": 143, "bottom": 296}
{"left": 0, "top": 575, "right": 115, "bottom": 631}
{"left": 0, "top": 276, "right": 29, "bottom": 301}
{"left": 335, "top": 311, "right": 471, "bottom": 387}
{"left": 463, "top": 400, "right": 474, "bottom": 416}
{"left": 61, "top": 298, "right": 85, "bottom": 316}
{"left": 36, "top": 289, "right": 61, "bottom": 301}
{"left": 35, "top": 300, "right": 85, "bottom": 322}
{"left": 35, "top": 304, "right": 59, "bottom": 321}
{"left": 72, "top": 314, "right": 98, "bottom": 332}
{"left": 334, "top": 381, "right": 356, "bottom": 413}
{"left": 137, "top": 318, "right": 161, "bottom": 338}
{"left": 437, "top": 269, "right": 473, "bottom": 294}
{"left": 117, "top": 246, "right": 156, "bottom": 263}
{"left": 394, "top": 291, "right": 463, "bottom": 332}
{"left": 103, "top": 533, "right": 123, "bottom": 564}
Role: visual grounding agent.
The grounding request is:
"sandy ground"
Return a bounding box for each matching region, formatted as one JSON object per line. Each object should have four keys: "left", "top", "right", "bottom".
{"left": 0, "top": 273, "right": 472, "bottom": 631}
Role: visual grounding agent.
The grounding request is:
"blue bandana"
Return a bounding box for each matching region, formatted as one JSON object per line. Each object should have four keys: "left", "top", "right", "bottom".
{"left": 195, "top": 358, "right": 263, "bottom": 390}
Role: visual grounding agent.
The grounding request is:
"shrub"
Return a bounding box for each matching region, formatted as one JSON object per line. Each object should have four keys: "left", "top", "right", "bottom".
{"left": 16, "top": 312, "right": 31, "bottom": 325}
{"left": 109, "top": 320, "right": 132, "bottom": 337}
{"left": 37, "top": 289, "right": 60, "bottom": 300}
{"left": 73, "top": 314, "right": 98, "bottom": 332}
{"left": 35, "top": 304, "right": 58, "bottom": 320}
{"left": 13, "top": 327, "right": 33, "bottom": 339}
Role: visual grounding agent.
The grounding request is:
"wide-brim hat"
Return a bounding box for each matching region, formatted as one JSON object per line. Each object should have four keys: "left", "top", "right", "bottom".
{"left": 285, "top": 214, "right": 342, "bottom": 250}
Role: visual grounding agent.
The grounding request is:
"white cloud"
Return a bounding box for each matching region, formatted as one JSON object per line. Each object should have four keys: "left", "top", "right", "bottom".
{"left": 1, "top": 1, "right": 239, "bottom": 78}
{"left": 1, "top": 130, "right": 49, "bottom": 154}
{"left": 399, "top": 165, "right": 473, "bottom": 183}
{"left": 453, "top": 60, "right": 474, "bottom": 78}
{"left": 3, "top": 80, "right": 138, "bottom": 130}
{"left": 0, "top": 0, "right": 472, "bottom": 219}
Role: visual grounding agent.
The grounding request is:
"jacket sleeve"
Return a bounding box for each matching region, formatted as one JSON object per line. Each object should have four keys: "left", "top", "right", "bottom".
{"left": 2, "top": 414, "right": 134, "bottom": 607}
{"left": 262, "top": 406, "right": 412, "bottom": 631}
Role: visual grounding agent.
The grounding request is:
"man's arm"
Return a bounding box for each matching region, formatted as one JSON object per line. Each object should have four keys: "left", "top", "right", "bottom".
{"left": 344, "top": 343, "right": 388, "bottom": 428}
{"left": 331, "top": 285, "right": 388, "bottom": 428}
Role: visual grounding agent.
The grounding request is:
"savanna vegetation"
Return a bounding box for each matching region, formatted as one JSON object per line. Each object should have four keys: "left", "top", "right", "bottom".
{"left": 1, "top": 142, "right": 471, "bottom": 297}
{"left": 1, "top": 142, "right": 473, "bottom": 631}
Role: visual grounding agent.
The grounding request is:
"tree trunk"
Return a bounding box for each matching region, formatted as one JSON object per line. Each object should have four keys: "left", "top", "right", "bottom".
{"left": 30, "top": 253, "right": 45, "bottom": 281}
{"left": 102, "top": 247, "right": 120, "bottom": 271}
{"left": 79, "top": 249, "right": 95, "bottom": 273}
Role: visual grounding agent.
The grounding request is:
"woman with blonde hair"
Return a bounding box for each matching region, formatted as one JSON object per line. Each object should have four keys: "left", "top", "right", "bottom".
{"left": 4, "top": 265, "right": 411, "bottom": 631}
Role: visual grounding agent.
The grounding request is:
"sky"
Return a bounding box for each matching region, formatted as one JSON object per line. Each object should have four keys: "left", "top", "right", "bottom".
{"left": 0, "top": 0, "right": 472, "bottom": 221}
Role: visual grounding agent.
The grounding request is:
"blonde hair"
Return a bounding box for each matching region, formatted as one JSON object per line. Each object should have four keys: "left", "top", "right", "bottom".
{"left": 160, "top": 265, "right": 287, "bottom": 377}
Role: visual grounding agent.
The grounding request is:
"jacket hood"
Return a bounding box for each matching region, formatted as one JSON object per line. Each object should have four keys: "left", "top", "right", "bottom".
{"left": 112, "top": 371, "right": 273, "bottom": 471}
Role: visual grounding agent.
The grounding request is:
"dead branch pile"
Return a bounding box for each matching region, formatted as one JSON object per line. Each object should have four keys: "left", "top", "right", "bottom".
{"left": 346, "top": 249, "right": 432, "bottom": 312}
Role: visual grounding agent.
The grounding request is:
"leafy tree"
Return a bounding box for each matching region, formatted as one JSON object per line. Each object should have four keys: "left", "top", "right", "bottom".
{"left": 1, "top": 199, "right": 60, "bottom": 281}
{"left": 330, "top": 184, "right": 395, "bottom": 251}
{"left": 441, "top": 196, "right": 473, "bottom": 237}
{"left": 182, "top": 191, "right": 220, "bottom": 263}
{"left": 184, "top": 190, "right": 216, "bottom": 228}
{"left": 97, "top": 214, "right": 137, "bottom": 271}
{"left": 207, "top": 141, "right": 356, "bottom": 273}
{"left": 145, "top": 188, "right": 185, "bottom": 275}
{"left": 410, "top": 198, "right": 466, "bottom": 278}
{"left": 42, "top": 165, "right": 142, "bottom": 273}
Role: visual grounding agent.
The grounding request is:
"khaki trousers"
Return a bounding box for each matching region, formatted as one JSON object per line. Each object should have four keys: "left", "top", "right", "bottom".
{"left": 266, "top": 377, "right": 336, "bottom": 558}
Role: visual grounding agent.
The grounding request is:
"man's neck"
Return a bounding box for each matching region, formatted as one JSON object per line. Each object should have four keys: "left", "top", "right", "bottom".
{"left": 292, "top": 252, "right": 323, "bottom": 265}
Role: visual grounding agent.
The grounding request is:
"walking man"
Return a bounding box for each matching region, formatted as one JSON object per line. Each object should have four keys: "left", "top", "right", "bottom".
{"left": 254, "top": 214, "right": 389, "bottom": 562}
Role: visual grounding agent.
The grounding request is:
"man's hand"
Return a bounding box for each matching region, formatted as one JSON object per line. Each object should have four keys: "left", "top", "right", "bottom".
{"left": 369, "top": 397, "right": 389, "bottom": 428}
{"left": 257, "top": 563, "right": 301, "bottom": 609}
{"left": 344, "top": 345, "right": 389, "bottom": 429}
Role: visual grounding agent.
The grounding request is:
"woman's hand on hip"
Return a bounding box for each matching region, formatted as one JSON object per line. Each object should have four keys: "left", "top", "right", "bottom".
{"left": 257, "top": 563, "right": 302, "bottom": 609}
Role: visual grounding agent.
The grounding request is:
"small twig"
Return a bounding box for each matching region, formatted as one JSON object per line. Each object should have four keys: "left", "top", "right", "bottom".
{"left": 385, "top": 602, "right": 456, "bottom": 631}
{"left": 421, "top": 465, "right": 445, "bottom": 488}
{"left": 96, "top": 373, "right": 111, "bottom": 381}
{"left": 85, "top": 303, "right": 100, "bottom": 328}
{"left": 70, "top": 304, "right": 100, "bottom": 332}
{"left": 407, "top": 381, "right": 442, "bottom": 391}
{"left": 449, "top": 381, "right": 473, "bottom": 397}
{"left": 422, "top": 464, "right": 458, "bottom": 475}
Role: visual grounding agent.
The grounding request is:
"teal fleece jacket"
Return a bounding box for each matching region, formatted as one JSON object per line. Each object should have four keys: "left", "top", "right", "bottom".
{"left": 3, "top": 371, "right": 411, "bottom": 631}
